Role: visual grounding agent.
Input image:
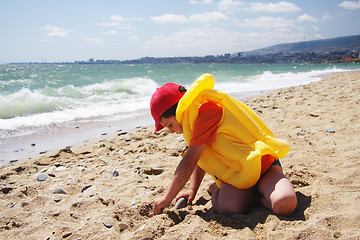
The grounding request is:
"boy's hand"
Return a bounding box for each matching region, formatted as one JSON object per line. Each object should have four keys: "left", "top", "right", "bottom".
{"left": 176, "top": 189, "right": 196, "bottom": 205}
{"left": 153, "top": 195, "right": 171, "bottom": 215}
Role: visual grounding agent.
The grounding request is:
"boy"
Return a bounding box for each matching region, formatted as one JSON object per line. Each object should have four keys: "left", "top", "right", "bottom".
{"left": 150, "top": 74, "right": 297, "bottom": 216}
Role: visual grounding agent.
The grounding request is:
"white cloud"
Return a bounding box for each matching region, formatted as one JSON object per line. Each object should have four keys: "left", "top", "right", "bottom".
{"left": 151, "top": 14, "right": 189, "bottom": 23}
{"left": 98, "top": 16, "right": 136, "bottom": 32}
{"left": 128, "top": 35, "right": 139, "bottom": 40}
{"left": 144, "top": 27, "right": 243, "bottom": 52}
{"left": 98, "top": 15, "right": 125, "bottom": 27}
{"left": 131, "top": 17, "right": 144, "bottom": 21}
{"left": 110, "top": 15, "right": 126, "bottom": 22}
{"left": 117, "top": 25, "right": 136, "bottom": 31}
{"left": 314, "top": 34, "right": 325, "bottom": 39}
{"left": 218, "top": 0, "right": 243, "bottom": 11}
{"left": 240, "top": 17, "right": 295, "bottom": 31}
{"left": 297, "top": 14, "right": 319, "bottom": 22}
{"left": 311, "top": 25, "right": 319, "bottom": 31}
{"left": 321, "top": 12, "right": 332, "bottom": 21}
{"left": 250, "top": 1, "right": 301, "bottom": 13}
{"left": 38, "top": 24, "right": 70, "bottom": 38}
{"left": 99, "top": 15, "right": 140, "bottom": 29}
{"left": 151, "top": 12, "right": 228, "bottom": 24}
{"left": 190, "top": 0, "right": 213, "bottom": 4}
{"left": 103, "top": 30, "right": 117, "bottom": 36}
{"left": 339, "top": 0, "right": 360, "bottom": 10}
{"left": 189, "top": 11, "right": 229, "bottom": 22}
{"left": 143, "top": 25, "right": 307, "bottom": 55}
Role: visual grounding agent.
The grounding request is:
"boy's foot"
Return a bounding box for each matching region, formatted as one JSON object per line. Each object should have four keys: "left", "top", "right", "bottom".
{"left": 206, "top": 182, "right": 217, "bottom": 196}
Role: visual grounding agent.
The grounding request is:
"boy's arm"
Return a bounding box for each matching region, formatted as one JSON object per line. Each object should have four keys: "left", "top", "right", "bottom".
{"left": 189, "top": 164, "right": 206, "bottom": 196}
{"left": 153, "top": 144, "right": 206, "bottom": 215}
{"left": 176, "top": 164, "right": 205, "bottom": 205}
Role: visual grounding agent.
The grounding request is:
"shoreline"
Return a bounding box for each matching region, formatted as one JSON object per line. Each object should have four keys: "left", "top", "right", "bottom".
{"left": 0, "top": 71, "right": 359, "bottom": 239}
{"left": 0, "top": 89, "right": 274, "bottom": 167}
{"left": 0, "top": 112, "right": 153, "bottom": 166}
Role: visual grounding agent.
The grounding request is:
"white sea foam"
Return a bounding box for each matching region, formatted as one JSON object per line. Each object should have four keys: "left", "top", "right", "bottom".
{"left": 0, "top": 77, "right": 158, "bottom": 133}
{"left": 216, "top": 66, "right": 349, "bottom": 94}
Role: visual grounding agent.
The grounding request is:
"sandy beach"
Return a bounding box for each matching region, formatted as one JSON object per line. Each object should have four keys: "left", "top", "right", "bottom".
{"left": 0, "top": 71, "right": 359, "bottom": 239}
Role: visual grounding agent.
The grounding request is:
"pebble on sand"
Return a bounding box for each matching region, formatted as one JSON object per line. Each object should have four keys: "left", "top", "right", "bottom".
{"left": 112, "top": 169, "right": 119, "bottom": 177}
{"left": 119, "top": 223, "right": 128, "bottom": 231}
{"left": 103, "top": 222, "right": 113, "bottom": 228}
{"left": 52, "top": 188, "right": 66, "bottom": 194}
{"left": 62, "top": 232, "right": 72, "bottom": 238}
{"left": 325, "top": 128, "right": 335, "bottom": 133}
{"left": 118, "top": 131, "right": 128, "bottom": 136}
{"left": 55, "top": 166, "right": 66, "bottom": 172}
{"left": 81, "top": 185, "right": 92, "bottom": 193}
{"left": 174, "top": 197, "right": 187, "bottom": 210}
{"left": 37, "top": 174, "right": 47, "bottom": 181}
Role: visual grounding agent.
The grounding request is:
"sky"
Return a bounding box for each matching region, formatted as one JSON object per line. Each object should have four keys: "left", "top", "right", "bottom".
{"left": 1, "top": 0, "right": 360, "bottom": 63}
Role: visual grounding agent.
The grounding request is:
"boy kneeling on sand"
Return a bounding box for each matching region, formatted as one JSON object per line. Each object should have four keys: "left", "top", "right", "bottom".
{"left": 150, "top": 74, "right": 297, "bottom": 216}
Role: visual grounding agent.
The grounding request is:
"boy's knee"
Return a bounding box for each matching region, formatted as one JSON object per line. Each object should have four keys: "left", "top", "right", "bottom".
{"left": 211, "top": 183, "right": 253, "bottom": 215}
{"left": 272, "top": 193, "right": 297, "bottom": 216}
{"left": 213, "top": 196, "right": 250, "bottom": 215}
{"left": 214, "top": 203, "right": 247, "bottom": 215}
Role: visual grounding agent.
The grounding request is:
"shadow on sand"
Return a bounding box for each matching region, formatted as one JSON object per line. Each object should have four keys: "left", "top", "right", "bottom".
{"left": 188, "top": 191, "right": 312, "bottom": 230}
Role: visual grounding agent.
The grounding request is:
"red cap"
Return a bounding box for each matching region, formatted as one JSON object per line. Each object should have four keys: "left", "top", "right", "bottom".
{"left": 150, "top": 83, "right": 185, "bottom": 133}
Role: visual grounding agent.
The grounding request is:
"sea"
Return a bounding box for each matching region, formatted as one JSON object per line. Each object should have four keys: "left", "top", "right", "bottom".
{"left": 1, "top": 62, "right": 359, "bottom": 165}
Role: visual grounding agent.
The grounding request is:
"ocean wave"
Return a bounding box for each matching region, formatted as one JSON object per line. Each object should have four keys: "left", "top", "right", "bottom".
{"left": 0, "top": 77, "right": 158, "bottom": 128}
{"left": 81, "top": 77, "right": 157, "bottom": 96}
{"left": 216, "top": 66, "right": 351, "bottom": 94}
{"left": 0, "top": 88, "right": 69, "bottom": 119}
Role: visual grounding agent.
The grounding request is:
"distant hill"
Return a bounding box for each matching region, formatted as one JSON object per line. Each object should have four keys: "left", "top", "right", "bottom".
{"left": 246, "top": 34, "right": 360, "bottom": 55}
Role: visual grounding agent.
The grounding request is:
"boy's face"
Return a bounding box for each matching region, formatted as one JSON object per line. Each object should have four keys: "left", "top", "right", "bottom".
{"left": 159, "top": 116, "right": 183, "bottom": 134}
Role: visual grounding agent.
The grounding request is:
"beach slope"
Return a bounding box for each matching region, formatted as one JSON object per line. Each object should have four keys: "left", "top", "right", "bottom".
{"left": 0, "top": 71, "right": 359, "bottom": 239}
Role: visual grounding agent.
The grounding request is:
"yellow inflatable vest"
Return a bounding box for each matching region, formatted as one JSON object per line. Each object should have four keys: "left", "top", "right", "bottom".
{"left": 176, "top": 74, "right": 291, "bottom": 189}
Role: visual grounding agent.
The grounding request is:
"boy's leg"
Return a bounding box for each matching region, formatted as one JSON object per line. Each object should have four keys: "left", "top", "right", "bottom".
{"left": 211, "top": 182, "right": 254, "bottom": 215}
{"left": 257, "top": 165, "right": 297, "bottom": 216}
